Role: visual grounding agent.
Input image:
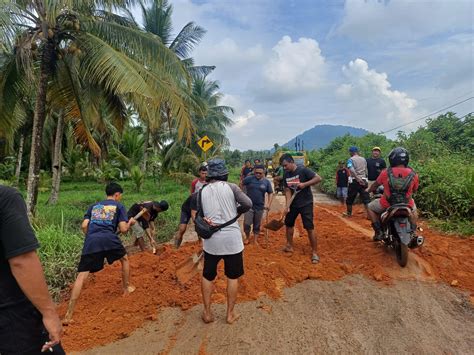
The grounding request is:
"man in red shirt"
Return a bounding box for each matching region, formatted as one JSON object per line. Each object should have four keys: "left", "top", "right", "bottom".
{"left": 191, "top": 166, "right": 208, "bottom": 194}
{"left": 367, "top": 147, "right": 419, "bottom": 241}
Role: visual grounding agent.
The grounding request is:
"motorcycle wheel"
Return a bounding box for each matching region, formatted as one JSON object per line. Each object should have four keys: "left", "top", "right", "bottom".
{"left": 395, "top": 242, "right": 408, "bottom": 267}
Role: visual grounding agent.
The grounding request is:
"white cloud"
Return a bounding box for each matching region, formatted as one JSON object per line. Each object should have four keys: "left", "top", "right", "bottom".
{"left": 195, "top": 38, "right": 264, "bottom": 75}
{"left": 334, "top": 0, "right": 473, "bottom": 42}
{"left": 228, "top": 109, "right": 269, "bottom": 139}
{"left": 257, "top": 36, "right": 327, "bottom": 100}
{"left": 336, "top": 59, "right": 420, "bottom": 126}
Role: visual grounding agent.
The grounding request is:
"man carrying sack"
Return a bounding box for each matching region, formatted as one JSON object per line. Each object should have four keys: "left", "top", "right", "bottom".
{"left": 197, "top": 159, "right": 252, "bottom": 324}
{"left": 279, "top": 154, "right": 322, "bottom": 264}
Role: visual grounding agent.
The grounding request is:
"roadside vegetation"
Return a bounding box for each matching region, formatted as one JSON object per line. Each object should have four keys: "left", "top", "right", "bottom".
{"left": 308, "top": 113, "right": 473, "bottom": 236}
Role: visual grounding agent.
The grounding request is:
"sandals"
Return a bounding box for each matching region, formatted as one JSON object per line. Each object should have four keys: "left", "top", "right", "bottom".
{"left": 311, "top": 254, "right": 320, "bottom": 264}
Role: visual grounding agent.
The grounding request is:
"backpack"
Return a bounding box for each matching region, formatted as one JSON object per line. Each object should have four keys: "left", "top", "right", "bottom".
{"left": 386, "top": 167, "right": 416, "bottom": 205}
{"left": 194, "top": 184, "right": 240, "bottom": 239}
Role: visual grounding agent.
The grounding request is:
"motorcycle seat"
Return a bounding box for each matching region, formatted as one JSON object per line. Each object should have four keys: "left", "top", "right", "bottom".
{"left": 381, "top": 204, "right": 412, "bottom": 223}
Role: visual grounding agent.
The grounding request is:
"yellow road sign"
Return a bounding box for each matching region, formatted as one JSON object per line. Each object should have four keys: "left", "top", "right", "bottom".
{"left": 197, "top": 135, "right": 214, "bottom": 152}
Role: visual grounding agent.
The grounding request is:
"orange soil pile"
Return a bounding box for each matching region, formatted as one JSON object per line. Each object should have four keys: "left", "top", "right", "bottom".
{"left": 59, "top": 204, "right": 473, "bottom": 351}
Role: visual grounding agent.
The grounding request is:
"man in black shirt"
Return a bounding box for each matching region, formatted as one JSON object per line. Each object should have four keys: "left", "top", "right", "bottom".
{"left": 335, "top": 161, "right": 350, "bottom": 204}
{"left": 279, "top": 154, "right": 322, "bottom": 264}
{"left": 366, "top": 146, "right": 387, "bottom": 188}
{"left": 0, "top": 185, "right": 64, "bottom": 354}
{"left": 128, "top": 200, "right": 169, "bottom": 253}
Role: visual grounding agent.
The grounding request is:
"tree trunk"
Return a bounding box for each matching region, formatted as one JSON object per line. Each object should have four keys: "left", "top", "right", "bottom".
{"left": 48, "top": 113, "right": 64, "bottom": 205}
{"left": 26, "top": 39, "right": 54, "bottom": 217}
{"left": 141, "top": 124, "right": 150, "bottom": 173}
{"left": 13, "top": 133, "right": 25, "bottom": 187}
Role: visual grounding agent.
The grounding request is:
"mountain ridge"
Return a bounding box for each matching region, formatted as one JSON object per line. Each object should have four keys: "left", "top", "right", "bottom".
{"left": 283, "top": 124, "right": 370, "bottom": 150}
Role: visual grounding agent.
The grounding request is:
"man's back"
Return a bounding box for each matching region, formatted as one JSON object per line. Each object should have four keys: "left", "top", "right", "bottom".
{"left": 201, "top": 182, "right": 244, "bottom": 255}
{"left": 348, "top": 155, "right": 367, "bottom": 180}
{"left": 377, "top": 167, "right": 419, "bottom": 208}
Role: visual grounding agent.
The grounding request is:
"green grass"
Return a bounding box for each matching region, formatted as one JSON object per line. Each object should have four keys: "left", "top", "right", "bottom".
{"left": 427, "top": 218, "right": 474, "bottom": 237}
{"left": 32, "top": 176, "right": 190, "bottom": 298}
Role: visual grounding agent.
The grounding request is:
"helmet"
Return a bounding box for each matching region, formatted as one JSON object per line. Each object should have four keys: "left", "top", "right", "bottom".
{"left": 388, "top": 147, "right": 409, "bottom": 167}
{"left": 348, "top": 146, "right": 359, "bottom": 153}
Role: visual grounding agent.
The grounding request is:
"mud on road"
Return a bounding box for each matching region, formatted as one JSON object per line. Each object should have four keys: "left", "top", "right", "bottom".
{"left": 60, "top": 203, "right": 474, "bottom": 354}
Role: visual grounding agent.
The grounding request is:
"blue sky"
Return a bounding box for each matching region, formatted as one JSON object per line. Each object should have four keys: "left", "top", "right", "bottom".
{"left": 148, "top": 0, "right": 474, "bottom": 150}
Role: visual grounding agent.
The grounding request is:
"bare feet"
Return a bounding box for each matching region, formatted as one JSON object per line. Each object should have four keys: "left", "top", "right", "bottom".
{"left": 201, "top": 312, "right": 215, "bottom": 324}
{"left": 226, "top": 311, "right": 241, "bottom": 324}
{"left": 282, "top": 245, "right": 294, "bottom": 253}
{"left": 123, "top": 285, "right": 136, "bottom": 295}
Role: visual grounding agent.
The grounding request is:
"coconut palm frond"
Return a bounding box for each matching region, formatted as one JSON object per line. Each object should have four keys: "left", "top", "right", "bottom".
{"left": 169, "top": 22, "right": 206, "bottom": 59}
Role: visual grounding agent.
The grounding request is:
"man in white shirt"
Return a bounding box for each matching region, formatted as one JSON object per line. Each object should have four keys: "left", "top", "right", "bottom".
{"left": 199, "top": 159, "right": 252, "bottom": 324}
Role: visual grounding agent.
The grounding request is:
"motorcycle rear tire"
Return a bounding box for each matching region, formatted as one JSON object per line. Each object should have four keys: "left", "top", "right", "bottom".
{"left": 395, "top": 242, "right": 408, "bottom": 267}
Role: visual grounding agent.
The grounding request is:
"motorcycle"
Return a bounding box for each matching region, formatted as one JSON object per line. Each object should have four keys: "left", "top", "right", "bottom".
{"left": 379, "top": 203, "right": 424, "bottom": 267}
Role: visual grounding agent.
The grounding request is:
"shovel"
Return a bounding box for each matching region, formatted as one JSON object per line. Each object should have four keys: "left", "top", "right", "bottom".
{"left": 264, "top": 190, "right": 299, "bottom": 231}
{"left": 176, "top": 251, "right": 204, "bottom": 284}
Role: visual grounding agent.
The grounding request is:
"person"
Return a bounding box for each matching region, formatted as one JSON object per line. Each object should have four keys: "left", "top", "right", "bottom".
{"left": 242, "top": 164, "right": 274, "bottom": 245}
{"left": 335, "top": 161, "right": 350, "bottom": 204}
{"left": 191, "top": 165, "right": 208, "bottom": 194}
{"left": 366, "top": 146, "right": 387, "bottom": 189}
{"left": 174, "top": 166, "right": 207, "bottom": 248}
{"left": 127, "top": 200, "right": 169, "bottom": 253}
{"left": 367, "top": 147, "right": 419, "bottom": 241}
{"left": 174, "top": 193, "right": 198, "bottom": 248}
{"left": 239, "top": 160, "right": 253, "bottom": 185}
{"left": 63, "top": 182, "right": 136, "bottom": 324}
{"left": 344, "top": 146, "right": 370, "bottom": 218}
{"left": 280, "top": 154, "right": 322, "bottom": 263}
{"left": 0, "top": 185, "right": 65, "bottom": 354}
{"left": 199, "top": 159, "right": 252, "bottom": 324}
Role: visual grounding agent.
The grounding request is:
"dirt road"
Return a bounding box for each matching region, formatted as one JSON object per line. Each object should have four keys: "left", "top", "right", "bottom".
{"left": 61, "top": 197, "right": 474, "bottom": 354}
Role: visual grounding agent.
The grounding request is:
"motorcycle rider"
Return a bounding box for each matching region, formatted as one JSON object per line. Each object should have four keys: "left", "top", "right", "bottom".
{"left": 367, "top": 147, "right": 419, "bottom": 241}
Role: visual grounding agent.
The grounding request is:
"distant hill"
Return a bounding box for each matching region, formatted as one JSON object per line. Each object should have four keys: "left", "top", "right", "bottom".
{"left": 283, "top": 124, "right": 369, "bottom": 150}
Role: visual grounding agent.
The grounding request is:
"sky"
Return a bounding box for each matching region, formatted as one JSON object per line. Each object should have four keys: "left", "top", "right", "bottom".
{"left": 137, "top": 0, "right": 474, "bottom": 150}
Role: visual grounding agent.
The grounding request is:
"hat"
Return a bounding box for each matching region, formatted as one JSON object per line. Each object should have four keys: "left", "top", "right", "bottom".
{"left": 348, "top": 146, "right": 359, "bottom": 153}
{"left": 207, "top": 158, "right": 228, "bottom": 178}
{"left": 372, "top": 146, "right": 381, "bottom": 152}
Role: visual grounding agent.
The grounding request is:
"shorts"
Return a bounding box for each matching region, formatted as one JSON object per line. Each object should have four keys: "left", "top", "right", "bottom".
{"left": 346, "top": 181, "right": 370, "bottom": 205}
{"left": 284, "top": 203, "right": 314, "bottom": 230}
{"left": 336, "top": 187, "right": 348, "bottom": 198}
{"left": 0, "top": 302, "right": 65, "bottom": 354}
{"left": 131, "top": 223, "right": 146, "bottom": 239}
{"left": 243, "top": 209, "right": 264, "bottom": 234}
{"left": 180, "top": 209, "right": 191, "bottom": 225}
{"left": 77, "top": 247, "right": 126, "bottom": 273}
{"left": 368, "top": 199, "right": 417, "bottom": 214}
{"left": 202, "top": 251, "right": 244, "bottom": 281}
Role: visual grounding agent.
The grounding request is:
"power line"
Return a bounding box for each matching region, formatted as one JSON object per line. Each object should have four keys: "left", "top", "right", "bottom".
{"left": 381, "top": 96, "right": 474, "bottom": 134}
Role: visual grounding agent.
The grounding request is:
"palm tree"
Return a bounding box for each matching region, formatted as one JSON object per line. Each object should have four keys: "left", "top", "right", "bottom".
{"left": 137, "top": 0, "right": 214, "bottom": 171}
{"left": 0, "top": 0, "right": 192, "bottom": 216}
{"left": 163, "top": 74, "right": 233, "bottom": 172}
